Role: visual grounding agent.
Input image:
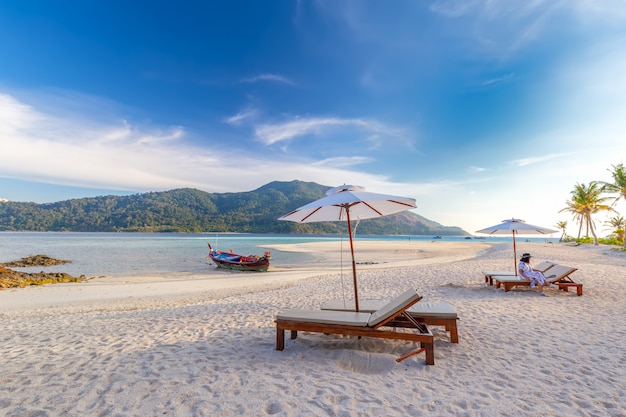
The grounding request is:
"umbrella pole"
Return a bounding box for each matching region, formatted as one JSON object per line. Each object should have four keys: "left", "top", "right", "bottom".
{"left": 345, "top": 207, "right": 359, "bottom": 312}
{"left": 513, "top": 231, "right": 518, "bottom": 276}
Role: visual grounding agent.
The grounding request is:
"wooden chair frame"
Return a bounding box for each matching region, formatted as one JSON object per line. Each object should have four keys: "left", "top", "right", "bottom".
{"left": 275, "top": 295, "right": 435, "bottom": 364}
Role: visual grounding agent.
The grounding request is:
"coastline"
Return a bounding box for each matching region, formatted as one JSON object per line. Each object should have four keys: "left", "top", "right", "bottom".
{"left": 1, "top": 241, "right": 625, "bottom": 416}
{"left": 0, "top": 240, "right": 491, "bottom": 313}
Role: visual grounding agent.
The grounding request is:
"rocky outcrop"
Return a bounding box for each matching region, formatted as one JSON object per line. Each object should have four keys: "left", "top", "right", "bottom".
{"left": 0, "top": 256, "right": 85, "bottom": 288}
{"left": 4, "top": 254, "right": 70, "bottom": 267}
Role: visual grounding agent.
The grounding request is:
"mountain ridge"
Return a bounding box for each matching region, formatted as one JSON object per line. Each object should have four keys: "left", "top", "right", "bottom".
{"left": 0, "top": 180, "right": 468, "bottom": 235}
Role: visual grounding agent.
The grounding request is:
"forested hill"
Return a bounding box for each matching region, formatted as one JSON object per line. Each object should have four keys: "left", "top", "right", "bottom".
{"left": 0, "top": 180, "right": 468, "bottom": 235}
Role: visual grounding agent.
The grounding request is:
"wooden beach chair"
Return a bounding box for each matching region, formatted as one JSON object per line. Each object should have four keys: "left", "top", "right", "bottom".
{"left": 321, "top": 299, "right": 459, "bottom": 343}
{"left": 482, "top": 261, "right": 555, "bottom": 285}
{"left": 493, "top": 264, "right": 582, "bottom": 295}
{"left": 275, "top": 289, "right": 435, "bottom": 364}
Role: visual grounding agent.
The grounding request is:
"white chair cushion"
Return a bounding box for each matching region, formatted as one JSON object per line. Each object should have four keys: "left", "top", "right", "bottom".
{"left": 275, "top": 309, "right": 370, "bottom": 326}
{"left": 367, "top": 288, "right": 421, "bottom": 327}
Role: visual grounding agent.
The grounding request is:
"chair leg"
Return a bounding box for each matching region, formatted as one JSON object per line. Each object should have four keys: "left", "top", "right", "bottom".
{"left": 276, "top": 327, "right": 285, "bottom": 351}
{"left": 395, "top": 347, "right": 426, "bottom": 363}
{"left": 449, "top": 321, "right": 459, "bottom": 343}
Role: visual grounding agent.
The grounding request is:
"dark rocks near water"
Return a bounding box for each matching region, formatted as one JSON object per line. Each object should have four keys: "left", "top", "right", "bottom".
{"left": 4, "top": 254, "right": 70, "bottom": 267}
{"left": 0, "top": 255, "right": 86, "bottom": 289}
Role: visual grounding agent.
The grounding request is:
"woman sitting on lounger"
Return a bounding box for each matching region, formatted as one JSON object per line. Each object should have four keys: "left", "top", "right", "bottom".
{"left": 518, "top": 253, "right": 551, "bottom": 296}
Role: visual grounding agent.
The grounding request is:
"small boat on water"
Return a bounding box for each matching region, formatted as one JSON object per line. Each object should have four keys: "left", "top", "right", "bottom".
{"left": 206, "top": 243, "right": 271, "bottom": 272}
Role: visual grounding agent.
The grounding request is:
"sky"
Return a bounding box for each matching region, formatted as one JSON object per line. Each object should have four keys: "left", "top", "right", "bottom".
{"left": 1, "top": 0, "right": 625, "bottom": 237}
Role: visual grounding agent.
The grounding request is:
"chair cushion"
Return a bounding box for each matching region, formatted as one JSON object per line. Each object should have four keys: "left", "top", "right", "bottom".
{"left": 321, "top": 299, "right": 384, "bottom": 312}
{"left": 322, "top": 300, "right": 457, "bottom": 319}
{"left": 410, "top": 302, "right": 457, "bottom": 319}
{"left": 543, "top": 264, "right": 577, "bottom": 282}
{"left": 275, "top": 309, "right": 370, "bottom": 326}
{"left": 481, "top": 270, "right": 515, "bottom": 276}
{"left": 534, "top": 261, "right": 556, "bottom": 272}
{"left": 483, "top": 261, "right": 555, "bottom": 277}
{"left": 367, "top": 288, "right": 421, "bottom": 327}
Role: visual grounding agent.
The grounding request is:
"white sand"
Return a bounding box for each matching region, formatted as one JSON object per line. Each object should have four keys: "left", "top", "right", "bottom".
{"left": 1, "top": 241, "right": 625, "bottom": 416}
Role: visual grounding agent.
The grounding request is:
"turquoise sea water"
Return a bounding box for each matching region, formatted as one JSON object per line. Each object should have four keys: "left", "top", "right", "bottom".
{"left": 0, "top": 232, "right": 556, "bottom": 277}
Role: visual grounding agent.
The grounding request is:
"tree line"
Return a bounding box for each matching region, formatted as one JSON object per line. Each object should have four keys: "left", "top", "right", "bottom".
{"left": 0, "top": 180, "right": 467, "bottom": 236}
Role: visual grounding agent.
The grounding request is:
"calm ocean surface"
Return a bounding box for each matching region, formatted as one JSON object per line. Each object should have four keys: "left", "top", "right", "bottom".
{"left": 0, "top": 232, "right": 555, "bottom": 277}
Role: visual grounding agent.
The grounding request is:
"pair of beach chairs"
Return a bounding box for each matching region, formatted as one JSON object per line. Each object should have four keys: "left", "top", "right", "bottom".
{"left": 482, "top": 261, "right": 583, "bottom": 295}
{"left": 275, "top": 289, "right": 459, "bottom": 365}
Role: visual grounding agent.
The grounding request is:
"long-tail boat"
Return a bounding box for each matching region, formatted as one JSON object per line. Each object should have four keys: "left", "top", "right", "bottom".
{"left": 206, "top": 243, "right": 271, "bottom": 272}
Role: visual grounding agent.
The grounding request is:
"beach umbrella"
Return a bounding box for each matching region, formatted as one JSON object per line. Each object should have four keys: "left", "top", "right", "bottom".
{"left": 278, "top": 184, "right": 417, "bottom": 311}
{"left": 475, "top": 218, "right": 557, "bottom": 276}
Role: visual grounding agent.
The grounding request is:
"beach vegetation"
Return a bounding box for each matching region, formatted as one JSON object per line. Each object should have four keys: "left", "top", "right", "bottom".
{"left": 0, "top": 181, "right": 468, "bottom": 236}
{"left": 559, "top": 182, "right": 614, "bottom": 245}
{"left": 602, "top": 215, "right": 624, "bottom": 245}
{"left": 594, "top": 163, "right": 626, "bottom": 247}
{"left": 562, "top": 235, "right": 623, "bottom": 247}
{"left": 555, "top": 220, "right": 568, "bottom": 242}
{"left": 600, "top": 235, "right": 623, "bottom": 245}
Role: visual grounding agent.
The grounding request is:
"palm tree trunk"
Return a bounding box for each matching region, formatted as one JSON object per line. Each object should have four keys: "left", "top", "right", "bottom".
{"left": 586, "top": 213, "right": 599, "bottom": 245}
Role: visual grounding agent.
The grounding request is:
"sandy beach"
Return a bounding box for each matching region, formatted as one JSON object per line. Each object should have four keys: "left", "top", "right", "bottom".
{"left": 1, "top": 240, "right": 625, "bottom": 416}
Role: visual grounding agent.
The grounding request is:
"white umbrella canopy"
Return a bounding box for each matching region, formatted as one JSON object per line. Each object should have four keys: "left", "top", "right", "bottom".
{"left": 476, "top": 218, "right": 557, "bottom": 275}
{"left": 278, "top": 184, "right": 417, "bottom": 311}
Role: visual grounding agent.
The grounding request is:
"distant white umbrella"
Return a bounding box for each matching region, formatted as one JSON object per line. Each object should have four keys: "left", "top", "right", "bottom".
{"left": 476, "top": 218, "right": 557, "bottom": 275}
{"left": 278, "top": 185, "right": 417, "bottom": 311}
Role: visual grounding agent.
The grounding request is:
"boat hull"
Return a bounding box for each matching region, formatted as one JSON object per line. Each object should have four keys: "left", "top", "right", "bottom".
{"left": 207, "top": 244, "right": 271, "bottom": 272}
{"left": 209, "top": 255, "right": 270, "bottom": 272}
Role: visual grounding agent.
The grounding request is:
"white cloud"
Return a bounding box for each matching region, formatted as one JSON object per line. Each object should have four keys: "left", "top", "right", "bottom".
{"left": 225, "top": 109, "right": 257, "bottom": 125}
{"left": 509, "top": 152, "right": 572, "bottom": 167}
{"left": 312, "top": 156, "right": 372, "bottom": 168}
{"left": 0, "top": 91, "right": 411, "bottom": 199}
{"left": 254, "top": 117, "right": 392, "bottom": 145}
{"left": 430, "top": 0, "right": 626, "bottom": 57}
{"left": 477, "top": 72, "right": 515, "bottom": 87}
{"left": 240, "top": 73, "right": 295, "bottom": 85}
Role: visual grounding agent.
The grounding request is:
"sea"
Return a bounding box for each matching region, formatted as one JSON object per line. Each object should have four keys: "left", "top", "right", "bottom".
{"left": 0, "top": 232, "right": 555, "bottom": 277}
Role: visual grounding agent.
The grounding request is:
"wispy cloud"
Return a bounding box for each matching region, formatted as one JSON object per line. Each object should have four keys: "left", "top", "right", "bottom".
{"left": 240, "top": 73, "right": 295, "bottom": 85}
{"left": 254, "top": 117, "right": 390, "bottom": 145}
{"left": 429, "top": 0, "right": 481, "bottom": 18}
{"left": 312, "top": 156, "right": 372, "bottom": 168}
{"left": 477, "top": 72, "right": 515, "bottom": 87}
{"left": 510, "top": 152, "right": 570, "bottom": 167}
{"left": 430, "top": 0, "right": 626, "bottom": 57}
{"left": 225, "top": 109, "right": 257, "bottom": 125}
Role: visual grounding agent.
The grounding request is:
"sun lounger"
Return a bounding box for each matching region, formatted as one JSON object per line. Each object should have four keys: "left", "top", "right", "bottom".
{"left": 321, "top": 299, "right": 458, "bottom": 343}
{"left": 482, "top": 261, "right": 555, "bottom": 285}
{"left": 275, "top": 289, "right": 435, "bottom": 364}
{"left": 493, "top": 264, "right": 581, "bottom": 295}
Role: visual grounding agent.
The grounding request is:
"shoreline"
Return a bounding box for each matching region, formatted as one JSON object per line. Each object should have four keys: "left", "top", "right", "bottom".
{"left": 0, "top": 240, "right": 492, "bottom": 314}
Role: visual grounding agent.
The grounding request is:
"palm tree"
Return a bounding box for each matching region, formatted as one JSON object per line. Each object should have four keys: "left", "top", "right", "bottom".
{"left": 559, "top": 182, "right": 614, "bottom": 245}
{"left": 555, "top": 220, "right": 568, "bottom": 242}
{"left": 560, "top": 198, "right": 585, "bottom": 239}
{"left": 603, "top": 215, "right": 625, "bottom": 244}
{"left": 594, "top": 163, "right": 626, "bottom": 247}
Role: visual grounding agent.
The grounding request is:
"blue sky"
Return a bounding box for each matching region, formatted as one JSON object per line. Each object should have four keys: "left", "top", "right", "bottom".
{"left": 1, "top": 0, "right": 625, "bottom": 236}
